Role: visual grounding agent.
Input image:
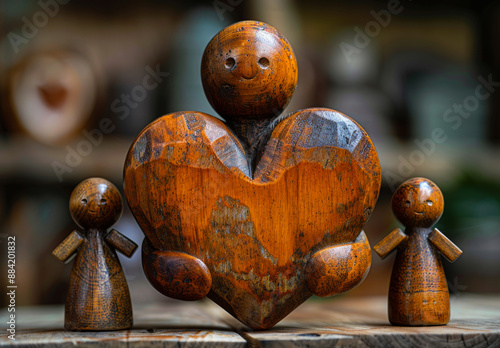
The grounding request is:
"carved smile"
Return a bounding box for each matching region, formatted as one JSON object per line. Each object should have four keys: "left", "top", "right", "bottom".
{"left": 414, "top": 211, "right": 424, "bottom": 215}
{"left": 237, "top": 74, "right": 257, "bottom": 80}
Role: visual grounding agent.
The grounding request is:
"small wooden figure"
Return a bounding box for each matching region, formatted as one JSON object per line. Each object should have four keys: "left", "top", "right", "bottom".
{"left": 374, "top": 177, "right": 462, "bottom": 326}
{"left": 52, "top": 178, "right": 137, "bottom": 331}
{"left": 124, "top": 20, "right": 381, "bottom": 329}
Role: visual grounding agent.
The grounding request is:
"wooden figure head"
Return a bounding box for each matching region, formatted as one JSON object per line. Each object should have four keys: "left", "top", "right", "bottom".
{"left": 69, "top": 177, "right": 123, "bottom": 230}
{"left": 201, "top": 21, "right": 298, "bottom": 122}
{"left": 392, "top": 177, "right": 444, "bottom": 228}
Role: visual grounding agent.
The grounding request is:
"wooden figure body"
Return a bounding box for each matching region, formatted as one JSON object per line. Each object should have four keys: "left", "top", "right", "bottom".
{"left": 52, "top": 178, "right": 138, "bottom": 331}
{"left": 124, "top": 21, "right": 381, "bottom": 329}
{"left": 374, "top": 177, "right": 462, "bottom": 326}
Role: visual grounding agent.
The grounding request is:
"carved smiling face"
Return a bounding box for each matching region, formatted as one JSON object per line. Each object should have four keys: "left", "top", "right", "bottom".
{"left": 70, "top": 178, "right": 123, "bottom": 230}
{"left": 201, "top": 21, "right": 298, "bottom": 122}
{"left": 392, "top": 178, "right": 444, "bottom": 228}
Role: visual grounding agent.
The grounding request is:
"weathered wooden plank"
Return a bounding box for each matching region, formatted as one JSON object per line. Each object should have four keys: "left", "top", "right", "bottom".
{"left": 1, "top": 301, "right": 245, "bottom": 347}
{"left": 1, "top": 296, "right": 499, "bottom": 347}
{"left": 232, "top": 296, "right": 500, "bottom": 348}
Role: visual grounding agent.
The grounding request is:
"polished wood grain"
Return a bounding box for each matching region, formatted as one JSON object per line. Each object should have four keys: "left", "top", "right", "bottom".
{"left": 374, "top": 177, "right": 463, "bottom": 326}
{"left": 52, "top": 230, "right": 84, "bottom": 264}
{"left": 124, "top": 20, "right": 381, "bottom": 330}
{"left": 142, "top": 240, "right": 212, "bottom": 301}
{"left": 373, "top": 228, "right": 407, "bottom": 260}
{"left": 304, "top": 231, "right": 371, "bottom": 297}
{"left": 124, "top": 109, "right": 380, "bottom": 329}
{"left": 106, "top": 229, "right": 137, "bottom": 258}
{"left": 52, "top": 178, "right": 138, "bottom": 331}
{"left": 428, "top": 228, "right": 462, "bottom": 263}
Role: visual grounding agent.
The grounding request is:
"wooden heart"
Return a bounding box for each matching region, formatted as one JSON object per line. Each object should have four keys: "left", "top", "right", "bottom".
{"left": 124, "top": 107, "right": 380, "bottom": 329}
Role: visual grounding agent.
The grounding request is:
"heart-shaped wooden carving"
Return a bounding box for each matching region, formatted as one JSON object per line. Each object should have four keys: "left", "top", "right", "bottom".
{"left": 124, "top": 21, "right": 381, "bottom": 329}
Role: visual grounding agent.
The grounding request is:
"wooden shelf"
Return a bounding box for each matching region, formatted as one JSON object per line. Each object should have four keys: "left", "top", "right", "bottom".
{"left": 3, "top": 295, "right": 499, "bottom": 347}
{"left": 1, "top": 137, "right": 500, "bottom": 187}
{"left": 376, "top": 142, "right": 500, "bottom": 188}
{"left": 0, "top": 136, "right": 132, "bottom": 184}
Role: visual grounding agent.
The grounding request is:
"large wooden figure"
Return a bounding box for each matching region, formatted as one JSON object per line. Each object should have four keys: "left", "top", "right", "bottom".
{"left": 374, "top": 177, "right": 462, "bottom": 326}
{"left": 53, "top": 178, "right": 138, "bottom": 331}
{"left": 124, "top": 21, "right": 381, "bottom": 329}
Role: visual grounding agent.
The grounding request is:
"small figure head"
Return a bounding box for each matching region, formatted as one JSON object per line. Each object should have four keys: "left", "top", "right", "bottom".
{"left": 201, "top": 21, "right": 298, "bottom": 123}
{"left": 69, "top": 177, "right": 123, "bottom": 230}
{"left": 392, "top": 177, "right": 444, "bottom": 228}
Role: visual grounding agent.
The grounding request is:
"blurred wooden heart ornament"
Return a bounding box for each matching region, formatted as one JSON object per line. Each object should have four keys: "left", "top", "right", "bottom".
{"left": 124, "top": 21, "right": 381, "bottom": 329}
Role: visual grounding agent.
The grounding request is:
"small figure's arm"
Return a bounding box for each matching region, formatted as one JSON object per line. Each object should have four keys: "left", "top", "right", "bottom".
{"left": 428, "top": 228, "right": 462, "bottom": 263}
{"left": 373, "top": 228, "right": 407, "bottom": 259}
{"left": 105, "top": 229, "right": 138, "bottom": 258}
{"left": 52, "top": 230, "right": 84, "bottom": 263}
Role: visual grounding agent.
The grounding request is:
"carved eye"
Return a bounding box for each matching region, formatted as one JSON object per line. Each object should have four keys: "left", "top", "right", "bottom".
{"left": 426, "top": 200, "right": 433, "bottom": 206}
{"left": 81, "top": 198, "right": 88, "bottom": 205}
{"left": 405, "top": 200, "right": 411, "bottom": 207}
{"left": 101, "top": 198, "right": 107, "bottom": 204}
{"left": 225, "top": 57, "right": 235, "bottom": 69}
{"left": 258, "top": 57, "right": 270, "bottom": 69}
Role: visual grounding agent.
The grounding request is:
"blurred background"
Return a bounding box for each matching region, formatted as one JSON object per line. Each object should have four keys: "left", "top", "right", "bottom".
{"left": 0, "top": 0, "right": 499, "bottom": 308}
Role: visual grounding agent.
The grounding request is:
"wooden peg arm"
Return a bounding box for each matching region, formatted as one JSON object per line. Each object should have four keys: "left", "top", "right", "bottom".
{"left": 373, "top": 228, "right": 407, "bottom": 259}
{"left": 105, "top": 229, "right": 138, "bottom": 258}
{"left": 52, "top": 230, "right": 84, "bottom": 263}
{"left": 428, "top": 228, "right": 462, "bottom": 263}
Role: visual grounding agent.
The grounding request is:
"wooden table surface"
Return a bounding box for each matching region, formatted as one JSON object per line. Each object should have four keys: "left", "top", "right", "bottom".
{"left": 2, "top": 295, "right": 499, "bottom": 347}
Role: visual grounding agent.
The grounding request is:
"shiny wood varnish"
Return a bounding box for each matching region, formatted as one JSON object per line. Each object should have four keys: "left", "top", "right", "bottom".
{"left": 374, "top": 177, "right": 462, "bottom": 326}
{"left": 53, "top": 178, "right": 138, "bottom": 331}
{"left": 124, "top": 21, "right": 381, "bottom": 330}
